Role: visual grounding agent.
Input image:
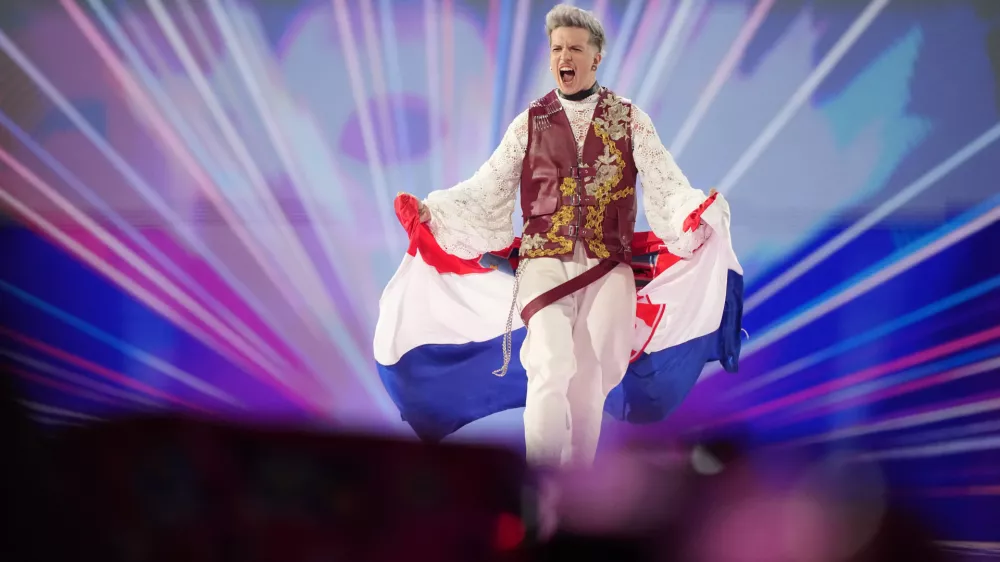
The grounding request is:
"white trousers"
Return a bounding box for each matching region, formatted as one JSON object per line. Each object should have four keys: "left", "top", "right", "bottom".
{"left": 517, "top": 245, "right": 636, "bottom": 467}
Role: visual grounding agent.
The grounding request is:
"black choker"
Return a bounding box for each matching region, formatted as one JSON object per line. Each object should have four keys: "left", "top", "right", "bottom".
{"left": 558, "top": 81, "right": 600, "bottom": 101}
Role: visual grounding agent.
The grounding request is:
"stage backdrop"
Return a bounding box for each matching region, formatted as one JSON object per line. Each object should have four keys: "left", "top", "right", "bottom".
{"left": 0, "top": 0, "right": 998, "bottom": 548}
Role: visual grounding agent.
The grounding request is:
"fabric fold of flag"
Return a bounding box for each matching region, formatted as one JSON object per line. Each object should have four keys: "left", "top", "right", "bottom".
{"left": 374, "top": 194, "right": 744, "bottom": 442}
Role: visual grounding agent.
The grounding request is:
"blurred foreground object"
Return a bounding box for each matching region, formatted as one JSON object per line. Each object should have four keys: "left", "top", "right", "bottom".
{"left": 52, "top": 415, "right": 530, "bottom": 562}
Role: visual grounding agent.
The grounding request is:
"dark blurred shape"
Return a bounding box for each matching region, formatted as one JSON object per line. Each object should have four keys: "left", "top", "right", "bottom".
{"left": 51, "top": 415, "right": 529, "bottom": 562}
{"left": 1, "top": 402, "right": 963, "bottom": 562}
{"left": 535, "top": 531, "right": 652, "bottom": 562}
{"left": 851, "top": 503, "right": 949, "bottom": 562}
{"left": 0, "top": 364, "right": 73, "bottom": 561}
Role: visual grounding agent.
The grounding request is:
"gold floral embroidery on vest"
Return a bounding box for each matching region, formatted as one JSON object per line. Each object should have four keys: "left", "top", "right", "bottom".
{"left": 595, "top": 146, "right": 619, "bottom": 187}
{"left": 520, "top": 233, "right": 545, "bottom": 252}
{"left": 585, "top": 94, "right": 634, "bottom": 258}
{"left": 522, "top": 177, "right": 577, "bottom": 258}
{"left": 593, "top": 95, "right": 629, "bottom": 141}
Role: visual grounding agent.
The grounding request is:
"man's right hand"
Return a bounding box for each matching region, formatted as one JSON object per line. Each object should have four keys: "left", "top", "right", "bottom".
{"left": 398, "top": 192, "right": 432, "bottom": 223}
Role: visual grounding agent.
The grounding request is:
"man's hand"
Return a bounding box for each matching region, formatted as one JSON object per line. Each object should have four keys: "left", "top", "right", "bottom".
{"left": 398, "top": 192, "right": 432, "bottom": 223}
{"left": 683, "top": 189, "right": 719, "bottom": 232}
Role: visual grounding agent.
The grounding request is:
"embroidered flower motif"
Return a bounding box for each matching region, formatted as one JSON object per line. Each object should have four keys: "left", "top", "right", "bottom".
{"left": 521, "top": 233, "right": 546, "bottom": 251}
{"left": 594, "top": 96, "right": 629, "bottom": 141}
{"left": 595, "top": 145, "right": 619, "bottom": 188}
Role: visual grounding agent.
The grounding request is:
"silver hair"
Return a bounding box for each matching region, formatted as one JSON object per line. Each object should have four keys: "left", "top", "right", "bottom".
{"left": 545, "top": 4, "right": 606, "bottom": 54}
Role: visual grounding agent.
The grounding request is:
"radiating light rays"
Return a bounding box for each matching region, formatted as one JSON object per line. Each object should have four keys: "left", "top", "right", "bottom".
{"left": 0, "top": 0, "right": 995, "bottom": 472}
{"left": 323, "top": 0, "right": 419, "bottom": 418}
{"left": 858, "top": 434, "right": 1000, "bottom": 461}
{"left": 8, "top": 1, "right": 347, "bottom": 409}
{"left": 524, "top": 28, "right": 555, "bottom": 112}
{"left": 487, "top": 0, "right": 509, "bottom": 145}
{"left": 115, "top": 3, "right": 298, "bottom": 261}
{"left": 780, "top": 355, "right": 1000, "bottom": 429}
{"left": 591, "top": 0, "right": 609, "bottom": 21}
{"left": 220, "top": 3, "right": 383, "bottom": 333}
{"left": 702, "top": 325, "right": 1000, "bottom": 430}
{"left": 727, "top": 274, "right": 1000, "bottom": 399}
{"left": 69, "top": 0, "right": 394, "bottom": 415}
{"left": 440, "top": 0, "right": 457, "bottom": 186}
{"left": 669, "top": 0, "right": 777, "bottom": 157}
{"left": 715, "top": 0, "right": 892, "bottom": 195}
{"left": 185, "top": 0, "right": 397, "bottom": 413}
{"left": 11, "top": 366, "right": 123, "bottom": 408}
{"left": 12, "top": 3, "right": 339, "bottom": 401}
{"left": 204, "top": 0, "right": 367, "bottom": 333}
{"left": 0, "top": 109, "right": 293, "bottom": 379}
{"left": 0, "top": 278, "right": 242, "bottom": 408}
{"left": 599, "top": 0, "right": 642, "bottom": 89}
{"left": 634, "top": 0, "right": 697, "bottom": 108}
{"left": 0, "top": 327, "right": 205, "bottom": 411}
{"left": 357, "top": 0, "right": 401, "bottom": 193}
{"left": 144, "top": 0, "right": 344, "bottom": 336}
{"left": 891, "top": 419, "right": 1000, "bottom": 449}
{"left": 29, "top": 415, "right": 88, "bottom": 427}
{"left": 779, "top": 390, "right": 1000, "bottom": 448}
{"left": 938, "top": 542, "right": 1000, "bottom": 553}
{"left": 377, "top": 0, "right": 415, "bottom": 199}
{"left": 0, "top": 150, "right": 317, "bottom": 405}
{"left": 424, "top": 0, "right": 444, "bottom": 194}
{"left": 98, "top": 0, "right": 318, "bottom": 316}
{"left": 1, "top": 349, "right": 161, "bottom": 408}
{"left": 501, "top": 0, "right": 532, "bottom": 130}
{"left": 330, "top": 0, "right": 403, "bottom": 258}
{"left": 21, "top": 400, "right": 104, "bottom": 423}
{"left": 701, "top": 196, "right": 1000, "bottom": 383}
{"left": 744, "top": 121, "right": 1000, "bottom": 314}
{"left": 484, "top": 0, "right": 501, "bottom": 57}
{"left": 0, "top": 27, "right": 231, "bottom": 272}
{"left": 175, "top": 0, "right": 245, "bottom": 111}
{"left": 613, "top": 0, "right": 672, "bottom": 95}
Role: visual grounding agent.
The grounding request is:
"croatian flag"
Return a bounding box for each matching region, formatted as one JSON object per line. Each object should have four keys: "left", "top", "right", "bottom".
{"left": 374, "top": 194, "right": 744, "bottom": 442}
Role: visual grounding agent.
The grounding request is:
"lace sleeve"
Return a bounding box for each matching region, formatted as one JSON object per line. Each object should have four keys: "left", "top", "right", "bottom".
{"left": 631, "top": 105, "right": 711, "bottom": 258}
{"left": 422, "top": 111, "right": 528, "bottom": 259}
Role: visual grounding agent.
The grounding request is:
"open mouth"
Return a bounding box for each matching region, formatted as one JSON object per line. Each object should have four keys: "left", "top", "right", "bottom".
{"left": 559, "top": 67, "right": 576, "bottom": 88}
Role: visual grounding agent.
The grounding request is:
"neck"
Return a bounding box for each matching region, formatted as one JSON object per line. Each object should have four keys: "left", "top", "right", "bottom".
{"left": 557, "top": 81, "right": 600, "bottom": 101}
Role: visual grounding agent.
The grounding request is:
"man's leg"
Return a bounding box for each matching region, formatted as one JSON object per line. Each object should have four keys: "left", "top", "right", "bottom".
{"left": 518, "top": 257, "right": 578, "bottom": 466}
{"left": 566, "top": 263, "right": 635, "bottom": 466}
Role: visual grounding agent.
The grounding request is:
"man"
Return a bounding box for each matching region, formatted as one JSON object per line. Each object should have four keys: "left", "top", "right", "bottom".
{"left": 387, "top": 4, "right": 739, "bottom": 467}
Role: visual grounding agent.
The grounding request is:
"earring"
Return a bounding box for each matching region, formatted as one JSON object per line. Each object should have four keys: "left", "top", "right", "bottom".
{"left": 591, "top": 64, "right": 598, "bottom": 71}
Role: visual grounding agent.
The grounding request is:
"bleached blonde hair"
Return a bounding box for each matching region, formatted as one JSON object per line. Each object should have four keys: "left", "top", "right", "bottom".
{"left": 545, "top": 4, "right": 606, "bottom": 54}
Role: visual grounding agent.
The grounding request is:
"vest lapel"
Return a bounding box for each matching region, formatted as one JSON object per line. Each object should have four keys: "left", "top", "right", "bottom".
{"left": 577, "top": 87, "right": 610, "bottom": 163}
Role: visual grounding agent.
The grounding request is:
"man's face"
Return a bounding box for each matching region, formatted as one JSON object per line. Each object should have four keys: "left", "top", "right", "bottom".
{"left": 549, "top": 26, "right": 601, "bottom": 95}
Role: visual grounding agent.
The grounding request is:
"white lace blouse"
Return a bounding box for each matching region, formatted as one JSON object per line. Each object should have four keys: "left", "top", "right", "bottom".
{"left": 423, "top": 91, "right": 711, "bottom": 260}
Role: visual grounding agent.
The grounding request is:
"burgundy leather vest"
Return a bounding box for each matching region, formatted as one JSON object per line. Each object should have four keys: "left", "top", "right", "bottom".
{"left": 519, "top": 87, "right": 637, "bottom": 263}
